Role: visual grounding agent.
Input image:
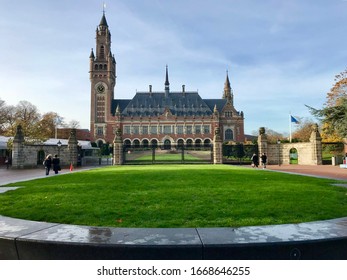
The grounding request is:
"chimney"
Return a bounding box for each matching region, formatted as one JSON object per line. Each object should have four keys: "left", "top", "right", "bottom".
{"left": 182, "top": 85, "right": 185, "bottom": 93}
{"left": 149, "top": 85, "right": 152, "bottom": 92}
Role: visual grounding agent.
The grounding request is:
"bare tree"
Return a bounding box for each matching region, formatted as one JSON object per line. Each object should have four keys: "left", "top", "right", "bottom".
{"left": 66, "top": 119, "right": 80, "bottom": 129}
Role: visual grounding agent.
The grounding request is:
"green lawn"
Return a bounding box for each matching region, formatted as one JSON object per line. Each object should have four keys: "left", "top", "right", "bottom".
{"left": 0, "top": 165, "right": 346, "bottom": 228}
{"left": 135, "top": 153, "right": 204, "bottom": 161}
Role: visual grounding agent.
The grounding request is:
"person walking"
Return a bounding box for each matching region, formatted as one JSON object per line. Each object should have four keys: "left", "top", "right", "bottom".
{"left": 261, "top": 153, "right": 267, "bottom": 169}
{"left": 251, "top": 153, "right": 259, "bottom": 168}
{"left": 4, "top": 156, "right": 10, "bottom": 169}
{"left": 43, "top": 154, "right": 52, "bottom": 175}
{"left": 52, "top": 154, "right": 60, "bottom": 174}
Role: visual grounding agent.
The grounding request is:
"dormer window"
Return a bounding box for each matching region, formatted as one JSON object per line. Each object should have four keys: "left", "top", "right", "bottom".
{"left": 225, "top": 111, "right": 232, "bottom": 118}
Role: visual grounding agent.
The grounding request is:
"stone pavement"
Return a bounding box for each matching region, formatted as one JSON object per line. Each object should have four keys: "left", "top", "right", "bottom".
{"left": 0, "top": 164, "right": 346, "bottom": 187}
{"left": 0, "top": 166, "right": 99, "bottom": 186}
{"left": 265, "top": 164, "right": 347, "bottom": 181}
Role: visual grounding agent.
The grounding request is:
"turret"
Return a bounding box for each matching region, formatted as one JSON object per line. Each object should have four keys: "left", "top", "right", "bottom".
{"left": 89, "top": 48, "right": 95, "bottom": 79}
{"left": 223, "top": 71, "right": 233, "bottom": 104}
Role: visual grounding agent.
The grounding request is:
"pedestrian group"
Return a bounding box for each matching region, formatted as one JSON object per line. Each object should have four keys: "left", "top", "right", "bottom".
{"left": 43, "top": 154, "right": 61, "bottom": 175}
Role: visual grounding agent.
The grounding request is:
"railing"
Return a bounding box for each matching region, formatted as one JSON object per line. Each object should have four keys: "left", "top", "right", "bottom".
{"left": 123, "top": 144, "right": 213, "bottom": 164}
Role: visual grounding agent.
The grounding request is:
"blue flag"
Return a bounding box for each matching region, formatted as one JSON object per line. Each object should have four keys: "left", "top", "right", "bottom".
{"left": 291, "top": 115, "right": 299, "bottom": 124}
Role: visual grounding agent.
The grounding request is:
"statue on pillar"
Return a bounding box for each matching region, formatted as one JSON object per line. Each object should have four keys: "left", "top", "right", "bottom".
{"left": 13, "top": 125, "right": 25, "bottom": 143}
{"left": 214, "top": 127, "right": 222, "bottom": 142}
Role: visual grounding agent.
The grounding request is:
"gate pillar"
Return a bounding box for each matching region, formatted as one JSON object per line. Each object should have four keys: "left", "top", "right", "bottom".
{"left": 12, "top": 125, "right": 25, "bottom": 169}
{"left": 258, "top": 127, "right": 268, "bottom": 156}
{"left": 213, "top": 127, "right": 223, "bottom": 164}
{"left": 68, "top": 129, "right": 78, "bottom": 168}
{"left": 113, "top": 128, "right": 123, "bottom": 165}
{"left": 310, "top": 124, "right": 322, "bottom": 165}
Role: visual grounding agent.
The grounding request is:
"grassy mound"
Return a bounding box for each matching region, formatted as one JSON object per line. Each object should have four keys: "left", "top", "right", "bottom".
{"left": 0, "top": 165, "right": 346, "bottom": 228}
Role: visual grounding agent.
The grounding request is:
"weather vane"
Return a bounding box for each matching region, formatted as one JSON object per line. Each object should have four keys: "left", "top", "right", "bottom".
{"left": 102, "top": 2, "right": 106, "bottom": 14}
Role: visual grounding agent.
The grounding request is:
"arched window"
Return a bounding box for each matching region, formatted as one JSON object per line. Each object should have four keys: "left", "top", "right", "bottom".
{"left": 225, "top": 129, "right": 233, "bottom": 141}
{"left": 195, "top": 139, "right": 202, "bottom": 147}
{"left": 133, "top": 140, "right": 140, "bottom": 148}
{"left": 99, "top": 46, "right": 105, "bottom": 59}
{"left": 177, "top": 139, "right": 184, "bottom": 148}
{"left": 164, "top": 139, "right": 171, "bottom": 150}
{"left": 123, "top": 140, "right": 131, "bottom": 148}
{"left": 95, "top": 64, "right": 99, "bottom": 70}
{"left": 204, "top": 139, "right": 211, "bottom": 147}
{"left": 151, "top": 139, "right": 158, "bottom": 148}
{"left": 186, "top": 139, "right": 193, "bottom": 148}
{"left": 142, "top": 139, "right": 149, "bottom": 148}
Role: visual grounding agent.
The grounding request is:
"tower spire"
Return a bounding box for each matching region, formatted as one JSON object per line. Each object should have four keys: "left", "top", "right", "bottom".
{"left": 223, "top": 70, "right": 233, "bottom": 102}
{"left": 99, "top": 3, "right": 108, "bottom": 28}
{"left": 225, "top": 70, "right": 231, "bottom": 89}
{"left": 165, "top": 65, "right": 170, "bottom": 95}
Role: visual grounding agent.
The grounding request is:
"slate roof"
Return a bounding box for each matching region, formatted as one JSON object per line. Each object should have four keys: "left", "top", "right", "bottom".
{"left": 99, "top": 13, "right": 108, "bottom": 27}
{"left": 111, "top": 91, "right": 227, "bottom": 117}
{"left": 203, "top": 99, "right": 228, "bottom": 112}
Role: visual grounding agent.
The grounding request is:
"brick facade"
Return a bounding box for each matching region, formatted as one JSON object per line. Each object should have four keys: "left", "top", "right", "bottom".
{"left": 89, "top": 14, "right": 245, "bottom": 148}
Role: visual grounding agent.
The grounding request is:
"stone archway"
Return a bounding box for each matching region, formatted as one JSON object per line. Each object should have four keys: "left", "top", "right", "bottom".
{"left": 257, "top": 125, "right": 322, "bottom": 165}
{"left": 290, "top": 148, "right": 298, "bottom": 164}
{"left": 37, "top": 150, "right": 45, "bottom": 165}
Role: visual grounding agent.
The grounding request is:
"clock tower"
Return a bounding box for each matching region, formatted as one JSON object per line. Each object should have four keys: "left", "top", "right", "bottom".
{"left": 89, "top": 12, "right": 116, "bottom": 142}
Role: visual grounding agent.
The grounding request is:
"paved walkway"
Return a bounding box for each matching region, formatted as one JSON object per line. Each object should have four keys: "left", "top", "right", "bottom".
{"left": 0, "top": 164, "right": 346, "bottom": 187}
{"left": 0, "top": 166, "right": 100, "bottom": 186}
{"left": 265, "top": 164, "right": 347, "bottom": 181}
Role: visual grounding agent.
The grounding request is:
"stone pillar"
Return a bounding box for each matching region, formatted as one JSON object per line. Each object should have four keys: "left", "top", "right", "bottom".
{"left": 310, "top": 123, "right": 322, "bottom": 165}
{"left": 68, "top": 129, "right": 78, "bottom": 168}
{"left": 12, "top": 125, "right": 25, "bottom": 169}
{"left": 113, "top": 128, "right": 123, "bottom": 165}
{"left": 213, "top": 127, "right": 223, "bottom": 164}
{"left": 257, "top": 127, "right": 268, "bottom": 156}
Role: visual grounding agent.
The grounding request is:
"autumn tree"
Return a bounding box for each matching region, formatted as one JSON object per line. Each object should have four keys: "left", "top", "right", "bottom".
{"left": 307, "top": 68, "right": 347, "bottom": 140}
{"left": 292, "top": 119, "right": 315, "bottom": 142}
{"left": 264, "top": 128, "right": 286, "bottom": 143}
{"left": 325, "top": 68, "right": 347, "bottom": 107}
{"left": 37, "top": 112, "right": 65, "bottom": 139}
{"left": 0, "top": 100, "right": 65, "bottom": 141}
{"left": 0, "top": 99, "right": 7, "bottom": 134}
{"left": 308, "top": 98, "right": 347, "bottom": 139}
{"left": 13, "top": 101, "right": 41, "bottom": 139}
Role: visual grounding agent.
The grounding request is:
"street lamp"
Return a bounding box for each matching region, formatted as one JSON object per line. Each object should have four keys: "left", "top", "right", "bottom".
{"left": 57, "top": 140, "right": 62, "bottom": 157}
{"left": 277, "top": 139, "right": 281, "bottom": 166}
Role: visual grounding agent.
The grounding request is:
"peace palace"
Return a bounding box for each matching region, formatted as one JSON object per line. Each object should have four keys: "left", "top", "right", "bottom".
{"left": 89, "top": 13, "right": 245, "bottom": 148}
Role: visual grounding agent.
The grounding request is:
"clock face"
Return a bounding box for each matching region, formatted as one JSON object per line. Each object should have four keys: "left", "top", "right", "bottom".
{"left": 96, "top": 83, "right": 105, "bottom": 93}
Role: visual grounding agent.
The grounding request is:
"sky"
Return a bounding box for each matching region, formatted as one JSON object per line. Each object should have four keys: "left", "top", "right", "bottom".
{"left": 0, "top": 0, "right": 346, "bottom": 135}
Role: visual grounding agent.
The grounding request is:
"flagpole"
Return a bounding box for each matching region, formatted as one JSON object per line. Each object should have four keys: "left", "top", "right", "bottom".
{"left": 289, "top": 113, "right": 292, "bottom": 143}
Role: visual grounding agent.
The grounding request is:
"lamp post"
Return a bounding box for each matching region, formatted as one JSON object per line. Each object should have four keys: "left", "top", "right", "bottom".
{"left": 57, "top": 140, "right": 62, "bottom": 157}
{"left": 277, "top": 139, "right": 281, "bottom": 166}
